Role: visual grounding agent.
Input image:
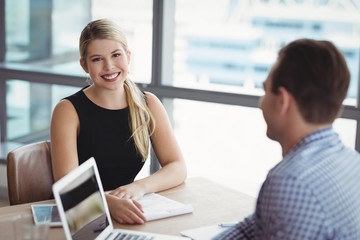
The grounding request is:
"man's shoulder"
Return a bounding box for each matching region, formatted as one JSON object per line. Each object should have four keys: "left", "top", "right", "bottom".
{"left": 265, "top": 145, "right": 360, "bottom": 197}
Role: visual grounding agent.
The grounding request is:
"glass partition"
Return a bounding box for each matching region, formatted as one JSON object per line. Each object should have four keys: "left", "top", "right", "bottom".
{"left": 6, "top": 80, "right": 79, "bottom": 140}
{"left": 1, "top": 0, "right": 360, "bottom": 194}
{"left": 4, "top": 0, "right": 153, "bottom": 140}
{"left": 92, "top": 0, "right": 153, "bottom": 84}
{"left": 166, "top": 98, "right": 357, "bottom": 196}
{"left": 5, "top": 0, "right": 153, "bottom": 83}
{"left": 170, "top": 0, "right": 360, "bottom": 105}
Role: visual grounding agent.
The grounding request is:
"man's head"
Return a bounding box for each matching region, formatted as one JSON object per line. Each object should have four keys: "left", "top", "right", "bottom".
{"left": 260, "top": 39, "right": 350, "bottom": 144}
{"left": 270, "top": 39, "right": 350, "bottom": 123}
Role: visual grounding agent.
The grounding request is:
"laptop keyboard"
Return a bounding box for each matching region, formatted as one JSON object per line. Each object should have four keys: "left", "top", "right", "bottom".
{"left": 113, "top": 232, "right": 155, "bottom": 240}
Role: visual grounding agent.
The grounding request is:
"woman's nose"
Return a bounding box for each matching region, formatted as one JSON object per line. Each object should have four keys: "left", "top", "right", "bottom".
{"left": 104, "top": 60, "right": 114, "bottom": 70}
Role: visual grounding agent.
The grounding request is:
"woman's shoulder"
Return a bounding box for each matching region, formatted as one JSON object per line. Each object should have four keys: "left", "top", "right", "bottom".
{"left": 51, "top": 99, "right": 78, "bottom": 129}
{"left": 143, "top": 91, "right": 161, "bottom": 106}
{"left": 143, "top": 91, "right": 167, "bottom": 118}
{"left": 53, "top": 98, "right": 77, "bottom": 114}
{"left": 64, "top": 86, "right": 88, "bottom": 101}
{"left": 53, "top": 87, "right": 88, "bottom": 113}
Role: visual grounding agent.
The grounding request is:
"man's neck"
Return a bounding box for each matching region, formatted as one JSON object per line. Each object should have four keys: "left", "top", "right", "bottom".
{"left": 281, "top": 123, "right": 332, "bottom": 156}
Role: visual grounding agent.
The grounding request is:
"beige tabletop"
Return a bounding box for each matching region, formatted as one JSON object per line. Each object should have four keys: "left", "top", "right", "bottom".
{"left": 0, "top": 177, "right": 256, "bottom": 239}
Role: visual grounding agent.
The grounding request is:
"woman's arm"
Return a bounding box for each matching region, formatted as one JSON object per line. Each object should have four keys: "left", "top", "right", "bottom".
{"left": 51, "top": 99, "right": 147, "bottom": 225}
{"left": 142, "top": 91, "right": 187, "bottom": 191}
{"left": 50, "top": 100, "right": 80, "bottom": 181}
{"left": 110, "top": 92, "right": 187, "bottom": 199}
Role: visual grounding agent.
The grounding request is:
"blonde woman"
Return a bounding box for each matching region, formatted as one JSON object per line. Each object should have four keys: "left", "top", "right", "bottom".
{"left": 50, "top": 19, "right": 187, "bottom": 224}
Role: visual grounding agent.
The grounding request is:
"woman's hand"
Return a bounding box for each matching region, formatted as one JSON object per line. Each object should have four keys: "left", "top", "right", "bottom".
{"left": 109, "top": 181, "right": 145, "bottom": 200}
{"left": 106, "top": 194, "right": 146, "bottom": 224}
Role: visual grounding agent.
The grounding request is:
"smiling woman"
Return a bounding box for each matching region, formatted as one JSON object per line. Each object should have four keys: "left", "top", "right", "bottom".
{"left": 80, "top": 39, "right": 131, "bottom": 99}
{"left": 2, "top": 0, "right": 360, "bottom": 215}
{"left": 50, "top": 19, "right": 187, "bottom": 225}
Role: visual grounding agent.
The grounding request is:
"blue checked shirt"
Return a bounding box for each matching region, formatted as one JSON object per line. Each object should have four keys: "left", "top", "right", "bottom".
{"left": 213, "top": 128, "right": 360, "bottom": 240}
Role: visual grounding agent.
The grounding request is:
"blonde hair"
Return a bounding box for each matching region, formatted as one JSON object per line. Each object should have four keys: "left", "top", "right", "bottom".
{"left": 79, "top": 18, "right": 155, "bottom": 161}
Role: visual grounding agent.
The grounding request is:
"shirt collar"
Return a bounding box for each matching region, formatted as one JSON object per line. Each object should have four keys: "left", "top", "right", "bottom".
{"left": 284, "top": 127, "right": 337, "bottom": 160}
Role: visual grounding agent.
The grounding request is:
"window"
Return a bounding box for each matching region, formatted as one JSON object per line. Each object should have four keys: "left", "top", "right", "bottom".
{"left": 165, "top": 98, "right": 356, "bottom": 196}
{"left": 5, "top": 0, "right": 153, "bottom": 83}
{"left": 1, "top": 0, "right": 360, "bottom": 195}
{"left": 6, "top": 80, "right": 79, "bottom": 140}
{"left": 168, "top": 0, "right": 360, "bottom": 105}
{"left": 4, "top": 0, "right": 153, "bottom": 141}
{"left": 92, "top": 0, "right": 153, "bottom": 84}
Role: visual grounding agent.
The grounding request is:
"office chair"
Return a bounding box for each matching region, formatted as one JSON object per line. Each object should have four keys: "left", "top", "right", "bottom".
{"left": 7, "top": 140, "right": 54, "bottom": 205}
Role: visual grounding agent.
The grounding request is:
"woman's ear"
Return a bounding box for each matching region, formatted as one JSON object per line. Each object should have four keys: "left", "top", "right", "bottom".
{"left": 127, "top": 50, "right": 132, "bottom": 65}
{"left": 80, "top": 58, "right": 88, "bottom": 73}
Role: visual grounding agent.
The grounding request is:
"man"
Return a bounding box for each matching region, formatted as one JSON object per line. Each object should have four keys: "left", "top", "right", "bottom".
{"left": 213, "top": 39, "right": 360, "bottom": 239}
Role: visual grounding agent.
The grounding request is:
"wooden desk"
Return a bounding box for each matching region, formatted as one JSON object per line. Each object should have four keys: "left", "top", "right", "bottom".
{"left": 0, "top": 177, "right": 256, "bottom": 239}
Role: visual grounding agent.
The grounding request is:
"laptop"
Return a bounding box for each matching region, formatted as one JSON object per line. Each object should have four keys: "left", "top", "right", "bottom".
{"left": 52, "top": 157, "right": 189, "bottom": 240}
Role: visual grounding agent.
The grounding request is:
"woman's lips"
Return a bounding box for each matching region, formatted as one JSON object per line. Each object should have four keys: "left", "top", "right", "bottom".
{"left": 102, "top": 72, "right": 120, "bottom": 81}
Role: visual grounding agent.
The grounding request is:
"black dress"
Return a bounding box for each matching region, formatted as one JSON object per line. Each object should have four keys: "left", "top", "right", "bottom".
{"left": 64, "top": 87, "right": 144, "bottom": 191}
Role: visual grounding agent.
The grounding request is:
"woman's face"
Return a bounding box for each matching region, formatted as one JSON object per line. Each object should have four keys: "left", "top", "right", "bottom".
{"left": 81, "top": 39, "right": 131, "bottom": 90}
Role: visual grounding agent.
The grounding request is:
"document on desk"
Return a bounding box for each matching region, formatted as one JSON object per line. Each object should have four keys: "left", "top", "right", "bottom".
{"left": 139, "top": 193, "right": 193, "bottom": 221}
{"left": 180, "top": 225, "right": 227, "bottom": 240}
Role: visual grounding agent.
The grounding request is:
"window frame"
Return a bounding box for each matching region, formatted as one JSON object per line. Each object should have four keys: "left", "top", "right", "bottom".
{"left": 0, "top": 0, "right": 360, "bottom": 152}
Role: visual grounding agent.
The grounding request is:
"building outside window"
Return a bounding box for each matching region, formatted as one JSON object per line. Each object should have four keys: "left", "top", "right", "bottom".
{"left": 2, "top": 0, "right": 360, "bottom": 196}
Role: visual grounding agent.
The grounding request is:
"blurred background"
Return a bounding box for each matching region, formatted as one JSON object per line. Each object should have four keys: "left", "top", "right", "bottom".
{"left": 1, "top": 0, "right": 360, "bottom": 199}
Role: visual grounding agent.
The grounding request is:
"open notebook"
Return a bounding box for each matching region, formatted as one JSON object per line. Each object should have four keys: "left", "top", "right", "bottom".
{"left": 52, "top": 157, "right": 189, "bottom": 240}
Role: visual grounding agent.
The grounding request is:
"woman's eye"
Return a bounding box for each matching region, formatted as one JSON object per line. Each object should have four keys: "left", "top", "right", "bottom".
{"left": 113, "top": 53, "right": 121, "bottom": 58}
{"left": 91, "top": 57, "right": 102, "bottom": 62}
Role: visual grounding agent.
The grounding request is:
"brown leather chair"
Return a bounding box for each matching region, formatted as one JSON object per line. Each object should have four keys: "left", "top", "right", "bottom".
{"left": 7, "top": 140, "right": 54, "bottom": 205}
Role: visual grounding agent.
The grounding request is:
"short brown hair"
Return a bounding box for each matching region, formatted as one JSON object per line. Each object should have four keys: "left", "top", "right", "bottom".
{"left": 271, "top": 39, "right": 350, "bottom": 123}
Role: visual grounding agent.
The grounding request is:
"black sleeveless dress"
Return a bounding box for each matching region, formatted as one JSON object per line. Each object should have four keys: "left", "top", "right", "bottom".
{"left": 64, "top": 88, "right": 144, "bottom": 191}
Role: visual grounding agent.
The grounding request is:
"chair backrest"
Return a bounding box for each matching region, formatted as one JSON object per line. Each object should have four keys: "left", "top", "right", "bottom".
{"left": 7, "top": 140, "right": 54, "bottom": 205}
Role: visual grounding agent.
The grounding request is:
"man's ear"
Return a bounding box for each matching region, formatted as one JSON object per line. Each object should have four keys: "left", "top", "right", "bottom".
{"left": 277, "top": 86, "right": 291, "bottom": 115}
{"left": 80, "top": 58, "right": 88, "bottom": 73}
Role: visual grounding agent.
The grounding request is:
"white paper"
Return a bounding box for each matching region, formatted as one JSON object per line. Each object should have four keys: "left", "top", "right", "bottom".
{"left": 180, "top": 225, "right": 227, "bottom": 240}
{"left": 139, "top": 193, "right": 193, "bottom": 221}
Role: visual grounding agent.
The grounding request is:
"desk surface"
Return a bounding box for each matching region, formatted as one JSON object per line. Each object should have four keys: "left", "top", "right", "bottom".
{"left": 0, "top": 177, "right": 255, "bottom": 239}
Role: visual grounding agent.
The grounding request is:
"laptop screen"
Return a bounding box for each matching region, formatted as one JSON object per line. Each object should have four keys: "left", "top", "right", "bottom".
{"left": 53, "top": 158, "right": 113, "bottom": 240}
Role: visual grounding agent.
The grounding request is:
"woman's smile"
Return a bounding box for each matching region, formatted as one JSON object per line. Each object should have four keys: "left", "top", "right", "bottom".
{"left": 102, "top": 72, "right": 120, "bottom": 81}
